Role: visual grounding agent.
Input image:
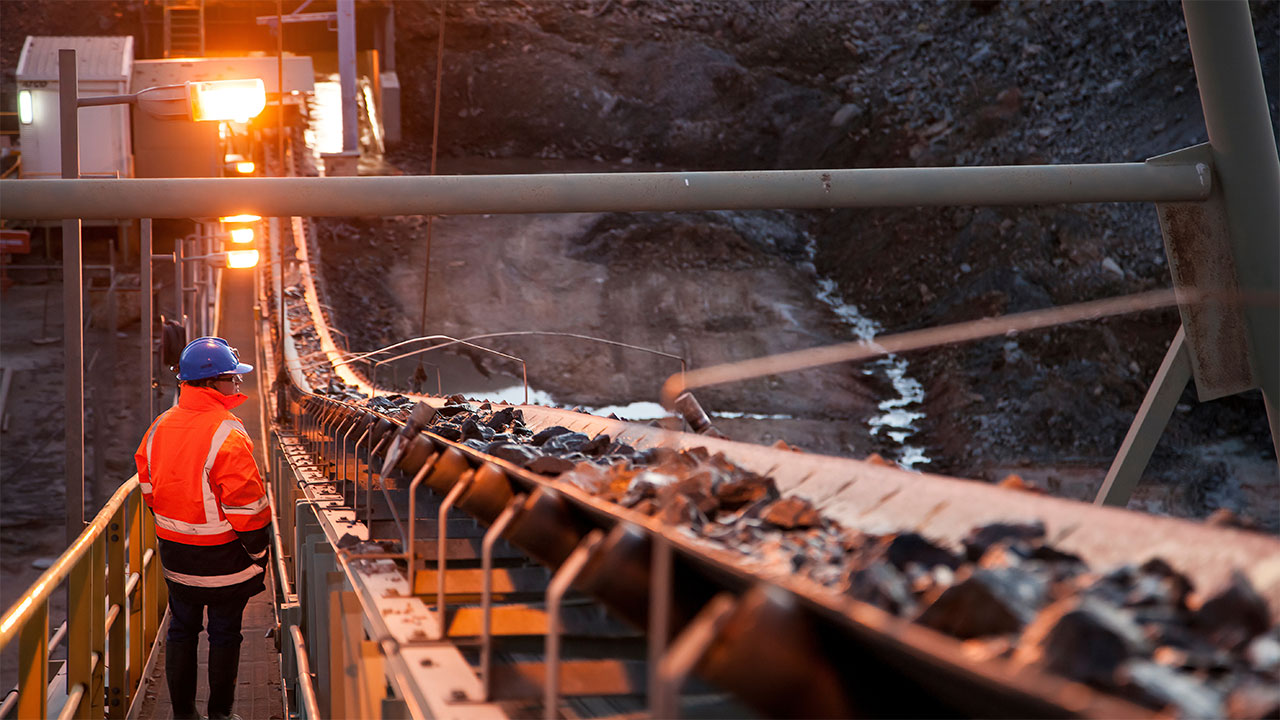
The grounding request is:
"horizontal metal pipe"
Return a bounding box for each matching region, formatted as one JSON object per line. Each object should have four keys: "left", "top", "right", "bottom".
{"left": 1, "top": 162, "right": 1210, "bottom": 220}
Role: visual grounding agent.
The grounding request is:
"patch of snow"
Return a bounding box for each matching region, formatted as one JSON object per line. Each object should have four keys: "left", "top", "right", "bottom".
{"left": 809, "top": 241, "right": 931, "bottom": 469}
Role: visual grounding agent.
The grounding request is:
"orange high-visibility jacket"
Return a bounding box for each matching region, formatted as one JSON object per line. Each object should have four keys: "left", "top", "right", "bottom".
{"left": 135, "top": 386, "right": 270, "bottom": 547}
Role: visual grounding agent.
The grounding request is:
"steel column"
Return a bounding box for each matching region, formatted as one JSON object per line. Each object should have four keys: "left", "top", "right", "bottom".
{"left": 337, "top": 0, "right": 358, "bottom": 154}
{"left": 1095, "top": 328, "right": 1193, "bottom": 506}
{"left": 140, "top": 219, "right": 153, "bottom": 425}
{"left": 59, "top": 49, "right": 84, "bottom": 548}
{"left": 2, "top": 162, "right": 1211, "bottom": 220}
{"left": 1183, "top": 0, "right": 1280, "bottom": 453}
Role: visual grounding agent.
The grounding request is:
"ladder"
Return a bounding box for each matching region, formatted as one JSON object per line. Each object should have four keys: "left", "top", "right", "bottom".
{"left": 163, "top": 0, "right": 205, "bottom": 58}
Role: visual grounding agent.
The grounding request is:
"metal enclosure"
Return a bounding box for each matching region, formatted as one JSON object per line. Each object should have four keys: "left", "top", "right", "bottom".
{"left": 16, "top": 36, "right": 134, "bottom": 179}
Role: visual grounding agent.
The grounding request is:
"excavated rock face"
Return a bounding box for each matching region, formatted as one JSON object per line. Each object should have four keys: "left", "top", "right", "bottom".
{"left": 361, "top": 395, "right": 1278, "bottom": 717}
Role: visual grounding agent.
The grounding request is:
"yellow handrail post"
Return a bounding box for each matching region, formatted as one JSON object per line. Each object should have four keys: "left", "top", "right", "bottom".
{"left": 16, "top": 600, "right": 48, "bottom": 719}
{"left": 68, "top": 550, "right": 91, "bottom": 718}
{"left": 142, "top": 509, "right": 160, "bottom": 650}
{"left": 126, "top": 492, "right": 143, "bottom": 704}
{"left": 107, "top": 505, "right": 127, "bottom": 718}
{"left": 90, "top": 533, "right": 106, "bottom": 719}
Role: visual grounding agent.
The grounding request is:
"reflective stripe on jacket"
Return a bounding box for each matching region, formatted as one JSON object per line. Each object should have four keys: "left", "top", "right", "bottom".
{"left": 135, "top": 385, "right": 271, "bottom": 548}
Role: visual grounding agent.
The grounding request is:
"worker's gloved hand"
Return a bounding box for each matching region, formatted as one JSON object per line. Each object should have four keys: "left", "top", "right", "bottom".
{"left": 238, "top": 526, "right": 271, "bottom": 568}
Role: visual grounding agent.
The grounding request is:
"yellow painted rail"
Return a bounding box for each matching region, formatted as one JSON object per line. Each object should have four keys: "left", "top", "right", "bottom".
{"left": 0, "top": 476, "right": 167, "bottom": 719}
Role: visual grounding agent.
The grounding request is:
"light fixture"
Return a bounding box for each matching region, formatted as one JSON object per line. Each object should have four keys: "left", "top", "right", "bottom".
{"left": 18, "top": 90, "right": 33, "bottom": 124}
{"left": 225, "top": 249, "right": 260, "bottom": 268}
{"left": 234, "top": 161, "right": 255, "bottom": 174}
{"left": 229, "top": 227, "right": 254, "bottom": 244}
{"left": 219, "top": 214, "right": 261, "bottom": 223}
{"left": 187, "top": 79, "right": 267, "bottom": 123}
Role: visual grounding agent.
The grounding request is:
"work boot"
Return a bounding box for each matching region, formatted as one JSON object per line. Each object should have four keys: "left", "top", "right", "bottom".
{"left": 165, "top": 640, "right": 201, "bottom": 720}
{"left": 206, "top": 643, "right": 242, "bottom": 720}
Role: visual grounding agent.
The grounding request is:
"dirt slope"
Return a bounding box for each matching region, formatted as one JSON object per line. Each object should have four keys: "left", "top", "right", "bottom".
{"left": 317, "top": 0, "right": 1279, "bottom": 527}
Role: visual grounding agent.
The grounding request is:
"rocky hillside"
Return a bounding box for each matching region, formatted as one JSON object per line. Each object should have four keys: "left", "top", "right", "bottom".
{"left": 368, "top": 1, "right": 1278, "bottom": 526}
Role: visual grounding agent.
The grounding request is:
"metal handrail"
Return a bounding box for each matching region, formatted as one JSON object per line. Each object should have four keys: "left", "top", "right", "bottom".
{"left": 0, "top": 475, "right": 165, "bottom": 719}
{"left": 290, "top": 626, "right": 322, "bottom": 719}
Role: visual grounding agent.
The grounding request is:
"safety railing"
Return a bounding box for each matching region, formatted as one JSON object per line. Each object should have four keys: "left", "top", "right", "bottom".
{"left": 0, "top": 476, "right": 166, "bottom": 720}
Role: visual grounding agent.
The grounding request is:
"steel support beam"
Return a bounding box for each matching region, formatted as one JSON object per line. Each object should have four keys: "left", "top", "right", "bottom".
{"left": 1183, "top": 0, "right": 1280, "bottom": 452}
{"left": 1095, "top": 327, "right": 1193, "bottom": 507}
{"left": 1, "top": 162, "right": 1210, "bottom": 220}
{"left": 140, "top": 219, "right": 153, "bottom": 427}
{"left": 337, "top": 0, "right": 358, "bottom": 155}
{"left": 59, "top": 49, "right": 85, "bottom": 549}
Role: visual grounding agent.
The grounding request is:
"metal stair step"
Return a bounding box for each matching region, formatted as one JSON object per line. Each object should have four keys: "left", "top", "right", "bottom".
{"left": 412, "top": 566, "right": 549, "bottom": 599}
{"left": 445, "top": 604, "right": 641, "bottom": 639}
{"left": 488, "top": 660, "right": 646, "bottom": 700}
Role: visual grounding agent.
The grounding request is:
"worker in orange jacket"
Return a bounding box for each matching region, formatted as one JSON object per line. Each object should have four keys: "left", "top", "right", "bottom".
{"left": 135, "top": 337, "right": 270, "bottom": 720}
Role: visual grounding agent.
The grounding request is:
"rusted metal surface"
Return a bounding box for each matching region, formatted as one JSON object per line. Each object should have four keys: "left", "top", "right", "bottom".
{"left": 1152, "top": 145, "right": 1256, "bottom": 401}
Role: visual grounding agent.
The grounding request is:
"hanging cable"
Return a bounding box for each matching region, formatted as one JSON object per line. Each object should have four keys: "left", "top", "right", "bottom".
{"left": 419, "top": 0, "right": 448, "bottom": 341}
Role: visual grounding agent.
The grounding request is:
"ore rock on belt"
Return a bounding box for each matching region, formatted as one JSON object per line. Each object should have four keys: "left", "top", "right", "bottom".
{"left": 1116, "top": 659, "right": 1224, "bottom": 717}
{"left": 1014, "top": 596, "right": 1149, "bottom": 687}
{"left": 915, "top": 565, "right": 1046, "bottom": 638}
{"left": 485, "top": 407, "right": 516, "bottom": 430}
{"left": 528, "top": 456, "right": 576, "bottom": 475}
{"left": 1226, "top": 679, "right": 1280, "bottom": 720}
{"left": 879, "top": 531, "right": 963, "bottom": 571}
{"left": 531, "top": 426, "right": 573, "bottom": 445}
{"left": 1193, "top": 570, "right": 1272, "bottom": 653}
{"left": 483, "top": 441, "right": 539, "bottom": 468}
{"left": 846, "top": 562, "right": 916, "bottom": 615}
{"left": 542, "top": 431, "right": 591, "bottom": 453}
{"left": 759, "top": 496, "right": 822, "bottom": 529}
{"left": 961, "top": 519, "right": 1046, "bottom": 561}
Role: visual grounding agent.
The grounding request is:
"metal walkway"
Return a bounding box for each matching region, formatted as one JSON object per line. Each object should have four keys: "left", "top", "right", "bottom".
{"left": 127, "top": 575, "right": 283, "bottom": 720}
{"left": 129, "top": 260, "right": 284, "bottom": 720}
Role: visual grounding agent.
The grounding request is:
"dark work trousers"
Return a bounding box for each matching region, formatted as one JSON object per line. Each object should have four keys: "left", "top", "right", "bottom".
{"left": 165, "top": 582, "right": 251, "bottom": 719}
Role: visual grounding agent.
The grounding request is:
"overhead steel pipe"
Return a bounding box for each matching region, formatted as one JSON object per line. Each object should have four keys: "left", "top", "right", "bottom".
{"left": 1, "top": 162, "right": 1210, "bottom": 220}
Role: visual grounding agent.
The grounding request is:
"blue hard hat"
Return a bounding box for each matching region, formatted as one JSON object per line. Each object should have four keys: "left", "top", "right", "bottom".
{"left": 176, "top": 337, "right": 254, "bottom": 381}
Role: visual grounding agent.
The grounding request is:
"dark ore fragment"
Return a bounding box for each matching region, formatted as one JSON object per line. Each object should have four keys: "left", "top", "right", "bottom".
{"left": 1015, "top": 596, "right": 1148, "bottom": 687}
{"left": 432, "top": 425, "right": 462, "bottom": 442}
{"left": 581, "top": 433, "right": 612, "bottom": 457}
{"left": 459, "top": 418, "right": 494, "bottom": 442}
{"left": 437, "top": 404, "right": 472, "bottom": 417}
{"left": 883, "top": 532, "right": 963, "bottom": 571}
{"left": 962, "top": 520, "right": 1046, "bottom": 561}
{"left": 482, "top": 442, "right": 538, "bottom": 468}
{"left": 485, "top": 407, "right": 516, "bottom": 431}
{"left": 528, "top": 456, "right": 576, "bottom": 476}
{"left": 635, "top": 446, "right": 678, "bottom": 466}
{"left": 1193, "top": 571, "right": 1271, "bottom": 652}
{"left": 542, "top": 432, "right": 590, "bottom": 454}
{"left": 916, "top": 566, "right": 1045, "bottom": 638}
{"left": 846, "top": 562, "right": 915, "bottom": 616}
{"left": 531, "top": 426, "right": 573, "bottom": 446}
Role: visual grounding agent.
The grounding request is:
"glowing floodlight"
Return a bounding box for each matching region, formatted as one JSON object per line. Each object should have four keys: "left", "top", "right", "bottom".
{"left": 234, "top": 161, "right": 255, "bottom": 174}
{"left": 225, "top": 249, "right": 260, "bottom": 268}
{"left": 219, "top": 214, "right": 261, "bottom": 223}
{"left": 229, "top": 227, "right": 255, "bottom": 244}
{"left": 187, "top": 79, "right": 267, "bottom": 123}
{"left": 18, "top": 91, "right": 33, "bottom": 124}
